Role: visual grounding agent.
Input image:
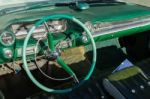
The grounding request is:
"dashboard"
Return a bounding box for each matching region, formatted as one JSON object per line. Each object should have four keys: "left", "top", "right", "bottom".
{"left": 1, "top": 15, "right": 150, "bottom": 60}
{"left": 0, "top": 4, "right": 150, "bottom": 77}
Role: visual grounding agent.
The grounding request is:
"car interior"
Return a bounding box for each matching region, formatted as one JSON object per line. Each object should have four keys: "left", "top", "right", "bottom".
{"left": 0, "top": 0, "right": 150, "bottom": 99}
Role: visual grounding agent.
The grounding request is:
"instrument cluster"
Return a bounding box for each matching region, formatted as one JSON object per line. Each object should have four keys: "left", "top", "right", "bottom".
{"left": 11, "top": 19, "right": 68, "bottom": 39}
{"left": 0, "top": 19, "right": 68, "bottom": 46}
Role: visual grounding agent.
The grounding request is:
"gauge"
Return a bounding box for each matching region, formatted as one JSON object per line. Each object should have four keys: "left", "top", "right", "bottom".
{"left": 0, "top": 31, "right": 15, "bottom": 46}
{"left": 47, "top": 19, "right": 67, "bottom": 33}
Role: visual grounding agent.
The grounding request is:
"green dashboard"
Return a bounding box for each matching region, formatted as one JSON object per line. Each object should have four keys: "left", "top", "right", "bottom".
{"left": 0, "top": 3, "right": 150, "bottom": 64}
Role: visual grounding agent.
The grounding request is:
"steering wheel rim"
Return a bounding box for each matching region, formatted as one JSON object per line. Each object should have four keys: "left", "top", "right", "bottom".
{"left": 23, "top": 14, "right": 97, "bottom": 93}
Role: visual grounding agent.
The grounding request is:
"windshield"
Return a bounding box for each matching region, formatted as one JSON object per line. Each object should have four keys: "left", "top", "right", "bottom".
{"left": 0, "top": 0, "right": 116, "bottom": 7}
{"left": 0, "top": 0, "right": 78, "bottom": 8}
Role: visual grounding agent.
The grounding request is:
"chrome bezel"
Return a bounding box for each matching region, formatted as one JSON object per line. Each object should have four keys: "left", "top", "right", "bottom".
{"left": 47, "top": 19, "right": 67, "bottom": 33}
{"left": 0, "top": 31, "right": 15, "bottom": 46}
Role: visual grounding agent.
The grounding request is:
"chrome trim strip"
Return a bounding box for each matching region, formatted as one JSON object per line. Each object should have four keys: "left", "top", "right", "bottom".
{"left": 92, "top": 17, "right": 150, "bottom": 37}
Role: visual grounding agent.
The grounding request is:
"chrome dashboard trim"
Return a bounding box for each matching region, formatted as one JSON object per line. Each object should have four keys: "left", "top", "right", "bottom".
{"left": 86, "top": 16, "right": 150, "bottom": 37}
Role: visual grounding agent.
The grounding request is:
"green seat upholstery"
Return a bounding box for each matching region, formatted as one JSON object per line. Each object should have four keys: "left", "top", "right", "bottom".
{"left": 103, "top": 66, "right": 150, "bottom": 99}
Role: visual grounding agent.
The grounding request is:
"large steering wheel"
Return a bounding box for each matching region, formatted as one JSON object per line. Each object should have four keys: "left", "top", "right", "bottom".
{"left": 23, "top": 14, "right": 97, "bottom": 93}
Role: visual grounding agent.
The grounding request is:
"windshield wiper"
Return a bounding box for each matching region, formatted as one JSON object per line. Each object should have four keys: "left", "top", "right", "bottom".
{"left": 55, "top": 0, "right": 125, "bottom": 5}
{"left": 55, "top": 0, "right": 125, "bottom": 11}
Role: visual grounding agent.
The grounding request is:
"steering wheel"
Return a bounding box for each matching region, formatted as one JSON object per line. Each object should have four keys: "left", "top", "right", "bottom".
{"left": 23, "top": 14, "right": 97, "bottom": 93}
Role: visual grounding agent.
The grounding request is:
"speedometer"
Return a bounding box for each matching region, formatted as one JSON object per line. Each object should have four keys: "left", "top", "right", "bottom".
{"left": 0, "top": 31, "right": 15, "bottom": 46}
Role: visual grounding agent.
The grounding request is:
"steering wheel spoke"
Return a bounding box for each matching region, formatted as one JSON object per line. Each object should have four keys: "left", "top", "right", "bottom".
{"left": 47, "top": 32, "right": 55, "bottom": 51}
{"left": 57, "top": 57, "right": 79, "bottom": 83}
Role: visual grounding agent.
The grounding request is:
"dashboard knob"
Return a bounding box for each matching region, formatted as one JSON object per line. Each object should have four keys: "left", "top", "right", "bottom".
{"left": 4, "top": 49, "right": 13, "bottom": 59}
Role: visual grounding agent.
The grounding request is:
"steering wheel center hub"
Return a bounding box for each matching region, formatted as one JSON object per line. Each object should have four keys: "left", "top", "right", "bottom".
{"left": 49, "top": 51, "right": 60, "bottom": 60}
{"left": 44, "top": 49, "right": 60, "bottom": 60}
